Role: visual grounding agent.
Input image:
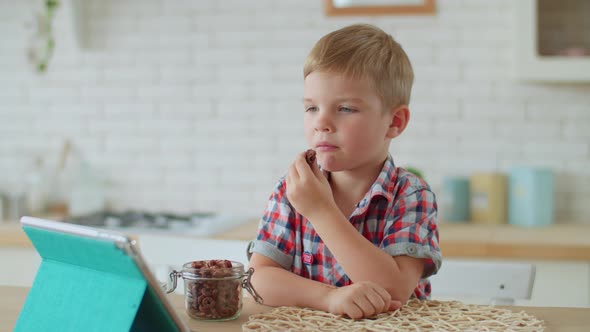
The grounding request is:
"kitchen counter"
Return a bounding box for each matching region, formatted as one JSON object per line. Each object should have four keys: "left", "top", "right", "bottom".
{"left": 2, "top": 219, "right": 590, "bottom": 261}
{"left": 1, "top": 286, "right": 589, "bottom": 331}
{"left": 219, "top": 220, "right": 590, "bottom": 261}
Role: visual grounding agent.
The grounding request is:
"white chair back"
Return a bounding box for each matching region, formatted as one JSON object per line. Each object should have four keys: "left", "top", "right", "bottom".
{"left": 429, "top": 259, "right": 536, "bottom": 305}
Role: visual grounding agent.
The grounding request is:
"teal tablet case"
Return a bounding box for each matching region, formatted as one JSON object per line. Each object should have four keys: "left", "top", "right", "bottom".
{"left": 15, "top": 226, "right": 180, "bottom": 332}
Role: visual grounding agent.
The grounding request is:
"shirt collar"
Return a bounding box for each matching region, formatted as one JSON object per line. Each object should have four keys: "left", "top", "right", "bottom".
{"left": 356, "top": 154, "right": 396, "bottom": 210}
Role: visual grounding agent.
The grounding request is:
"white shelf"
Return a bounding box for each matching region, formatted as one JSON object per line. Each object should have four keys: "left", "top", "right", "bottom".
{"left": 515, "top": 0, "right": 590, "bottom": 82}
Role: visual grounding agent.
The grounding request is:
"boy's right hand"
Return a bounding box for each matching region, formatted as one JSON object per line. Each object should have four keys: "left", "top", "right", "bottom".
{"left": 324, "top": 281, "right": 402, "bottom": 319}
{"left": 286, "top": 151, "right": 335, "bottom": 220}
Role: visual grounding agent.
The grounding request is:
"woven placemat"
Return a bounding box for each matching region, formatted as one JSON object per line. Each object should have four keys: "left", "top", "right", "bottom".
{"left": 242, "top": 299, "right": 544, "bottom": 332}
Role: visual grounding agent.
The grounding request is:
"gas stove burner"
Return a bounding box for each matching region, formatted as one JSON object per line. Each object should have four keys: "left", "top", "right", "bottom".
{"left": 67, "top": 210, "right": 247, "bottom": 236}
{"left": 70, "top": 211, "right": 205, "bottom": 228}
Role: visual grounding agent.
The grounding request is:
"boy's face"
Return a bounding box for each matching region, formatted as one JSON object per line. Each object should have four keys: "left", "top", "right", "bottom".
{"left": 303, "top": 71, "right": 393, "bottom": 172}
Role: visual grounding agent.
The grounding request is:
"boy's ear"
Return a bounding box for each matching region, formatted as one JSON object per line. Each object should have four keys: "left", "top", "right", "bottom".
{"left": 385, "top": 105, "right": 410, "bottom": 139}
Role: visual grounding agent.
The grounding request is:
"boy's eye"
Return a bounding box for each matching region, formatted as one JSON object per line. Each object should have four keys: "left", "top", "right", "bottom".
{"left": 339, "top": 106, "right": 355, "bottom": 113}
{"left": 305, "top": 106, "right": 318, "bottom": 112}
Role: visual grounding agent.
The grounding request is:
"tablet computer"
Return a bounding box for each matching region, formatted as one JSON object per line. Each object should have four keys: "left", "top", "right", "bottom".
{"left": 17, "top": 216, "right": 190, "bottom": 332}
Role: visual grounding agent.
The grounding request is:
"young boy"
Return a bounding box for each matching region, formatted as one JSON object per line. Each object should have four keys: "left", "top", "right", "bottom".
{"left": 248, "top": 23, "right": 441, "bottom": 320}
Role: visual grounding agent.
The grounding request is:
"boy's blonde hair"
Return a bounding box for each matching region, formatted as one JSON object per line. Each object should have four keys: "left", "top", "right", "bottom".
{"left": 303, "top": 24, "right": 414, "bottom": 109}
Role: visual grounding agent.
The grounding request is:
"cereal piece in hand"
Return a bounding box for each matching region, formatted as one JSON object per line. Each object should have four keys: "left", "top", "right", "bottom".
{"left": 305, "top": 149, "right": 316, "bottom": 166}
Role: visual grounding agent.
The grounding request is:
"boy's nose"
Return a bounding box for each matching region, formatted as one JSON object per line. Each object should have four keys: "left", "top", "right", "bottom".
{"left": 315, "top": 111, "right": 334, "bottom": 132}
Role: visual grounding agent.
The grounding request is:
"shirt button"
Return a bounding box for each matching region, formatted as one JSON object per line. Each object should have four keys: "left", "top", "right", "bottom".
{"left": 407, "top": 246, "right": 417, "bottom": 254}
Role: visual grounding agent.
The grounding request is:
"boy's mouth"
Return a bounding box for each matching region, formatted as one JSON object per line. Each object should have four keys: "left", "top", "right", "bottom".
{"left": 316, "top": 143, "right": 338, "bottom": 152}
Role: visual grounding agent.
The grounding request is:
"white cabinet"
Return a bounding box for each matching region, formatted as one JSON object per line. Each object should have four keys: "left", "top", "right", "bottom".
{"left": 515, "top": 0, "right": 590, "bottom": 82}
{"left": 137, "top": 234, "right": 251, "bottom": 268}
{"left": 524, "top": 260, "right": 589, "bottom": 308}
{"left": 430, "top": 259, "right": 590, "bottom": 308}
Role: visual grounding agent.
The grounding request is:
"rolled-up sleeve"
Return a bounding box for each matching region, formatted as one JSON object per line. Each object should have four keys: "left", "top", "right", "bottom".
{"left": 380, "top": 188, "right": 442, "bottom": 278}
{"left": 251, "top": 179, "right": 296, "bottom": 270}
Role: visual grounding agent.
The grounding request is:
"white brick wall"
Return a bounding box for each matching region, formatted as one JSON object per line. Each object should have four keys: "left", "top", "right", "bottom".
{"left": 0, "top": 0, "right": 589, "bottom": 223}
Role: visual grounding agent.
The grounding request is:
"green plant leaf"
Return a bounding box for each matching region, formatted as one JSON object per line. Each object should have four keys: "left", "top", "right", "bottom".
{"left": 405, "top": 167, "right": 424, "bottom": 179}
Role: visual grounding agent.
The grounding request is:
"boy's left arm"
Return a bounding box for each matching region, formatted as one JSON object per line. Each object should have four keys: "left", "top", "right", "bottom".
{"left": 307, "top": 206, "right": 429, "bottom": 302}
{"left": 287, "top": 153, "right": 440, "bottom": 302}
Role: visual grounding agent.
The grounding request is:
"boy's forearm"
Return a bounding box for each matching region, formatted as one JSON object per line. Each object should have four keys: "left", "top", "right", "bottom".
{"left": 310, "top": 208, "right": 408, "bottom": 298}
{"left": 250, "top": 265, "right": 336, "bottom": 310}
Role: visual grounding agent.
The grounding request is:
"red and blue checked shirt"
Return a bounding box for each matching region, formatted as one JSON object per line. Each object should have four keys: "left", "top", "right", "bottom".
{"left": 252, "top": 154, "right": 441, "bottom": 299}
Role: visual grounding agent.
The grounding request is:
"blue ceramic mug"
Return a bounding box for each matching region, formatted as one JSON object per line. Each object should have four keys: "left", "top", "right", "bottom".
{"left": 441, "top": 176, "right": 470, "bottom": 223}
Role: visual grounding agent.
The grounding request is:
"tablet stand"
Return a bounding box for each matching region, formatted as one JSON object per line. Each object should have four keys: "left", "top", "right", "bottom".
{"left": 15, "top": 226, "right": 179, "bottom": 332}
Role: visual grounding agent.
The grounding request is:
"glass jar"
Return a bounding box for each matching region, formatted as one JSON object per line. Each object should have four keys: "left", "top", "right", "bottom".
{"left": 165, "top": 260, "right": 262, "bottom": 321}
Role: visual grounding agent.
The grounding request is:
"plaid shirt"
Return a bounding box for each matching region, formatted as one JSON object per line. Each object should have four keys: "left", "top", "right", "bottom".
{"left": 252, "top": 154, "right": 441, "bottom": 299}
